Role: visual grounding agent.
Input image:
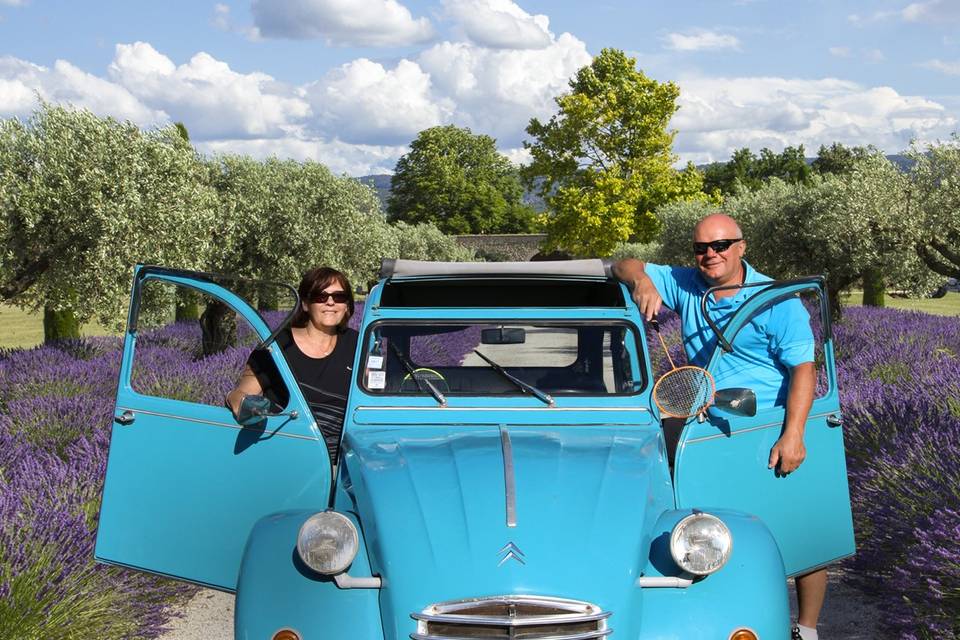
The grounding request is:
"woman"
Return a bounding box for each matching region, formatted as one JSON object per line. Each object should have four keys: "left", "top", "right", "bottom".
{"left": 227, "top": 266, "right": 359, "bottom": 464}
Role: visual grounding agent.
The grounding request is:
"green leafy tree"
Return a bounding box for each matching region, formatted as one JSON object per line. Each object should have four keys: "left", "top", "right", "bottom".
{"left": 388, "top": 125, "right": 536, "bottom": 235}
{"left": 0, "top": 104, "right": 218, "bottom": 341}
{"left": 522, "top": 48, "right": 705, "bottom": 257}
{"left": 390, "top": 221, "right": 476, "bottom": 262}
{"left": 811, "top": 142, "right": 873, "bottom": 176}
{"left": 909, "top": 136, "right": 960, "bottom": 281}
{"left": 701, "top": 145, "right": 812, "bottom": 197}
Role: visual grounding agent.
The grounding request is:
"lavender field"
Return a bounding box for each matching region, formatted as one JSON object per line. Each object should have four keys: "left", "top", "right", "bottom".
{"left": 1, "top": 304, "right": 959, "bottom": 638}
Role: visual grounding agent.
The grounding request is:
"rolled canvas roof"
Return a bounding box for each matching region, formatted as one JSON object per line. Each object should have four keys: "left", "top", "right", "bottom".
{"left": 379, "top": 259, "right": 613, "bottom": 280}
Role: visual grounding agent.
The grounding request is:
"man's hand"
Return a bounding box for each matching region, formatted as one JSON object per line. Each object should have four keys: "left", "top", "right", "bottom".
{"left": 770, "top": 362, "right": 816, "bottom": 475}
{"left": 632, "top": 274, "right": 663, "bottom": 321}
{"left": 768, "top": 429, "right": 806, "bottom": 475}
{"left": 613, "top": 258, "right": 663, "bottom": 321}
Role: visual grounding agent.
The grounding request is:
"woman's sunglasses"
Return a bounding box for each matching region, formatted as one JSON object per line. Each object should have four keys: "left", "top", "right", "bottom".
{"left": 311, "top": 291, "right": 349, "bottom": 304}
{"left": 693, "top": 238, "right": 743, "bottom": 255}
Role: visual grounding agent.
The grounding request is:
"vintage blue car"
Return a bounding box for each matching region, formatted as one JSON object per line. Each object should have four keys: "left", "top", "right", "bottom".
{"left": 95, "top": 260, "right": 855, "bottom": 640}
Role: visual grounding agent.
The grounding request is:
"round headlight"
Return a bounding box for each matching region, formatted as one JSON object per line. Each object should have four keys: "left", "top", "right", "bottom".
{"left": 669, "top": 512, "right": 732, "bottom": 576}
{"left": 296, "top": 511, "right": 359, "bottom": 575}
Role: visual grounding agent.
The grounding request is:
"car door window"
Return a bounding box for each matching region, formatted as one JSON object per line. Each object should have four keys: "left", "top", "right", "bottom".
{"left": 721, "top": 286, "right": 830, "bottom": 405}
{"left": 131, "top": 278, "right": 291, "bottom": 407}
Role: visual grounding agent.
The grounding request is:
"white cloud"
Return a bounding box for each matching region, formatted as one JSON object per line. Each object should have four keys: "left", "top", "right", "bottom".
{"left": 0, "top": 0, "right": 28, "bottom": 6}
{"left": 108, "top": 42, "right": 310, "bottom": 140}
{"left": 902, "top": 0, "right": 960, "bottom": 23}
{"left": 418, "top": 32, "right": 591, "bottom": 146}
{"left": 672, "top": 75, "right": 957, "bottom": 164}
{"left": 250, "top": 0, "right": 433, "bottom": 46}
{"left": 850, "top": 0, "right": 960, "bottom": 26}
{"left": 212, "top": 3, "right": 230, "bottom": 31}
{"left": 443, "top": 0, "right": 551, "bottom": 49}
{"left": 306, "top": 58, "right": 454, "bottom": 145}
{"left": 663, "top": 29, "right": 740, "bottom": 52}
{"left": 198, "top": 137, "right": 406, "bottom": 176}
{"left": 829, "top": 46, "right": 851, "bottom": 57}
{"left": 0, "top": 55, "right": 163, "bottom": 123}
{"left": 920, "top": 58, "right": 960, "bottom": 75}
{"left": 211, "top": 3, "right": 262, "bottom": 40}
{"left": 865, "top": 49, "right": 885, "bottom": 63}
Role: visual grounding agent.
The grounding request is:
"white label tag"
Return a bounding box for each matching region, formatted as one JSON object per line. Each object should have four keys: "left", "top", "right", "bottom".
{"left": 367, "top": 355, "right": 384, "bottom": 369}
{"left": 367, "top": 370, "right": 386, "bottom": 389}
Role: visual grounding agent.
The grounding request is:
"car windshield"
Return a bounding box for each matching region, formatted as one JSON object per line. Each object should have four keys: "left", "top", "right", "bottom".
{"left": 361, "top": 321, "right": 645, "bottom": 396}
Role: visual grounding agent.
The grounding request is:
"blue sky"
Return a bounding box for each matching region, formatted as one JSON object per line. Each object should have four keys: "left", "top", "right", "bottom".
{"left": 1, "top": 0, "right": 958, "bottom": 175}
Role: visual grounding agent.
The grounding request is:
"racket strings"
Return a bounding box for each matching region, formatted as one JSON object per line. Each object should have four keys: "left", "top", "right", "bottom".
{"left": 653, "top": 366, "right": 715, "bottom": 418}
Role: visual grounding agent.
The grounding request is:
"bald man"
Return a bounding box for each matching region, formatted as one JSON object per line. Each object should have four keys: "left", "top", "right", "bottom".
{"left": 614, "top": 214, "right": 825, "bottom": 640}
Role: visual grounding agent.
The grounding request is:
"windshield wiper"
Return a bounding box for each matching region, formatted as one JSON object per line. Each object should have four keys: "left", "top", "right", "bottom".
{"left": 389, "top": 342, "right": 446, "bottom": 407}
{"left": 473, "top": 349, "right": 554, "bottom": 407}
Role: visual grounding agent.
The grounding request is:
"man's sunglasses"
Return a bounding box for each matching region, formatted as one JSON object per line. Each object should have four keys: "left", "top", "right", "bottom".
{"left": 310, "top": 291, "right": 349, "bottom": 304}
{"left": 693, "top": 238, "right": 743, "bottom": 255}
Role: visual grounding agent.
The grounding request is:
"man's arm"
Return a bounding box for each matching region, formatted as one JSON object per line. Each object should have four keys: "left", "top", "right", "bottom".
{"left": 768, "top": 361, "right": 816, "bottom": 474}
{"left": 613, "top": 258, "right": 663, "bottom": 321}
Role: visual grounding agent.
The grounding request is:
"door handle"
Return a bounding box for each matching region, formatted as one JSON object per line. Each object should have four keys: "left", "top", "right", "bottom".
{"left": 826, "top": 414, "right": 842, "bottom": 428}
{"left": 115, "top": 410, "right": 135, "bottom": 426}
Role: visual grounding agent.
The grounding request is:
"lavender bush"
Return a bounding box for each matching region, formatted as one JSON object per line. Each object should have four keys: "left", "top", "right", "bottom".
{"left": 834, "top": 308, "right": 960, "bottom": 639}
{"left": 2, "top": 300, "right": 958, "bottom": 637}
{"left": 646, "top": 304, "right": 960, "bottom": 638}
{"left": 0, "top": 304, "right": 366, "bottom": 639}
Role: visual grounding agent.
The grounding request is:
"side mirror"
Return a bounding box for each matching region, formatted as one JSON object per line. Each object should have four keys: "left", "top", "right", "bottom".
{"left": 481, "top": 327, "right": 526, "bottom": 345}
{"left": 713, "top": 388, "right": 757, "bottom": 417}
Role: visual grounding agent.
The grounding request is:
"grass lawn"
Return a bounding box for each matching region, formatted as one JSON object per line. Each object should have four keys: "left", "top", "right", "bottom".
{"left": 0, "top": 305, "right": 119, "bottom": 350}
{"left": 840, "top": 291, "right": 960, "bottom": 316}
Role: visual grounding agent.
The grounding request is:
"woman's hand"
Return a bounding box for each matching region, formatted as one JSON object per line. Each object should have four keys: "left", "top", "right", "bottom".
{"left": 236, "top": 394, "right": 273, "bottom": 425}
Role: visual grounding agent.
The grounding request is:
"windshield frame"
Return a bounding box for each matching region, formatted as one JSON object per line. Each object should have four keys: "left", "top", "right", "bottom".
{"left": 357, "top": 317, "right": 648, "bottom": 400}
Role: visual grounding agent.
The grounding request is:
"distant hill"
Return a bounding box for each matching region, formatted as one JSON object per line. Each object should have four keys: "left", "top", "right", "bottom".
{"left": 356, "top": 174, "right": 392, "bottom": 210}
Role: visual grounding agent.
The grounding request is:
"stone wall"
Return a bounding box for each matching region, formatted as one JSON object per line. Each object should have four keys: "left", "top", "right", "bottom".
{"left": 454, "top": 234, "right": 548, "bottom": 261}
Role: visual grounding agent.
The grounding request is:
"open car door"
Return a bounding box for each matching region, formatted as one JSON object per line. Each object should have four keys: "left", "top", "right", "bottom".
{"left": 672, "top": 278, "right": 855, "bottom": 576}
{"left": 95, "top": 266, "right": 332, "bottom": 591}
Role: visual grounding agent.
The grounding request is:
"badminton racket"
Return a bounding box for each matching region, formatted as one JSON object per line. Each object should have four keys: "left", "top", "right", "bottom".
{"left": 649, "top": 319, "right": 715, "bottom": 419}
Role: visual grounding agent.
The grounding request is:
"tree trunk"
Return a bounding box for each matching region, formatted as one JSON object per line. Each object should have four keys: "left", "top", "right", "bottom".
{"left": 199, "top": 299, "right": 237, "bottom": 356}
{"left": 175, "top": 290, "right": 200, "bottom": 322}
{"left": 862, "top": 268, "right": 885, "bottom": 307}
{"left": 43, "top": 306, "right": 80, "bottom": 342}
{"left": 257, "top": 288, "right": 278, "bottom": 312}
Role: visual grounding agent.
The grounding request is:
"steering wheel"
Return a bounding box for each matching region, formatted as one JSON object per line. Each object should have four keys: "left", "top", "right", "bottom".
{"left": 400, "top": 368, "right": 450, "bottom": 393}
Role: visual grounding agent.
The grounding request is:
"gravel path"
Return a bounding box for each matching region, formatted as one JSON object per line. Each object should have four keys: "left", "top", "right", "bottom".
{"left": 160, "top": 568, "right": 880, "bottom": 639}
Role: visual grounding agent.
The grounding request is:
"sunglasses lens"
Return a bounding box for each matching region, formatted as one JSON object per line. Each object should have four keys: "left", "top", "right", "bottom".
{"left": 693, "top": 239, "right": 739, "bottom": 255}
{"left": 314, "top": 291, "right": 348, "bottom": 303}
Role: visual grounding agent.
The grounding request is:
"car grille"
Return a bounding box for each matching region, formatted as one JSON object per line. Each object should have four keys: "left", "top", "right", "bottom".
{"left": 411, "top": 595, "right": 611, "bottom": 639}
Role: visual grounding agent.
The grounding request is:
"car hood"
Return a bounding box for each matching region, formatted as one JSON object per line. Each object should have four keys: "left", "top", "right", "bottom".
{"left": 341, "top": 423, "right": 673, "bottom": 640}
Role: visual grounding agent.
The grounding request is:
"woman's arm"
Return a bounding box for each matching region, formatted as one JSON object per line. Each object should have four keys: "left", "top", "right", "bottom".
{"left": 226, "top": 364, "right": 264, "bottom": 417}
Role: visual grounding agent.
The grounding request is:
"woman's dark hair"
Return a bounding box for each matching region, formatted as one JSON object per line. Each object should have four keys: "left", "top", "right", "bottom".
{"left": 290, "top": 266, "right": 355, "bottom": 330}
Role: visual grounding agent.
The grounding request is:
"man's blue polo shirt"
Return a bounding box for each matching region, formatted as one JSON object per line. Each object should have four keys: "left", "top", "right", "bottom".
{"left": 646, "top": 260, "right": 814, "bottom": 408}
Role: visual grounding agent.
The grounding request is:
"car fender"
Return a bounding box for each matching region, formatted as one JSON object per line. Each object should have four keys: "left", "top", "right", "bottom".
{"left": 635, "top": 508, "right": 790, "bottom": 640}
{"left": 234, "top": 510, "right": 383, "bottom": 640}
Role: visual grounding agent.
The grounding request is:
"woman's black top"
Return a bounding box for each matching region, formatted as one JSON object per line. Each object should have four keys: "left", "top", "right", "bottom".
{"left": 247, "top": 327, "right": 358, "bottom": 464}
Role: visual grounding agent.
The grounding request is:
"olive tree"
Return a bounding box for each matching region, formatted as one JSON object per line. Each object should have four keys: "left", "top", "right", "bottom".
{"left": 653, "top": 155, "right": 937, "bottom": 314}
{"left": 0, "top": 104, "right": 218, "bottom": 341}
{"left": 910, "top": 136, "right": 960, "bottom": 281}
